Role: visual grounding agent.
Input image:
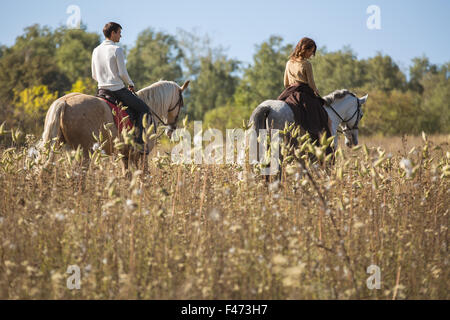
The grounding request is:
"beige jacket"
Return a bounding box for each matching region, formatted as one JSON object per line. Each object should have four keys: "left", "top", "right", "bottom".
{"left": 283, "top": 58, "right": 319, "bottom": 94}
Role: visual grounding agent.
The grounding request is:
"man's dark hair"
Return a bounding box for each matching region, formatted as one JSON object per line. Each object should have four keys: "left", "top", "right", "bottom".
{"left": 103, "top": 22, "right": 122, "bottom": 39}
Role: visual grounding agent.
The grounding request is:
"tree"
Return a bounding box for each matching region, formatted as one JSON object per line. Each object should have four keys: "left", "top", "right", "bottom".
{"left": 0, "top": 24, "right": 70, "bottom": 102}
{"left": 13, "top": 85, "right": 59, "bottom": 135}
{"left": 54, "top": 26, "right": 101, "bottom": 84}
{"left": 419, "top": 62, "right": 450, "bottom": 133}
{"left": 176, "top": 28, "right": 240, "bottom": 121}
{"left": 0, "top": 45, "right": 5, "bottom": 58}
{"left": 363, "top": 53, "right": 407, "bottom": 91}
{"left": 127, "top": 28, "right": 183, "bottom": 89}
{"left": 187, "top": 55, "right": 240, "bottom": 121}
{"left": 408, "top": 55, "right": 438, "bottom": 93}
{"left": 312, "top": 46, "right": 366, "bottom": 95}
{"left": 233, "top": 36, "right": 292, "bottom": 110}
{"left": 0, "top": 24, "right": 100, "bottom": 136}
{"left": 360, "top": 88, "right": 421, "bottom": 135}
{"left": 203, "top": 104, "right": 250, "bottom": 132}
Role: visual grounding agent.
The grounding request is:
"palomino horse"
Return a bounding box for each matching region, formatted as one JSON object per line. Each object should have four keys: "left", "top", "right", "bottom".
{"left": 40, "top": 80, "right": 189, "bottom": 173}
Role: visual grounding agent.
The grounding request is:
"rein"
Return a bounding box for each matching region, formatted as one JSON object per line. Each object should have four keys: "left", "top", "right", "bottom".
{"left": 133, "top": 91, "right": 184, "bottom": 129}
{"left": 325, "top": 94, "right": 361, "bottom": 133}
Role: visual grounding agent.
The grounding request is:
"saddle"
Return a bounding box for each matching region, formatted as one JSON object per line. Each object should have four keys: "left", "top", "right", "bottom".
{"left": 96, "top": 89, "right": 134, "bottom": 132}
{"left": 97, "top": 88, "right": 120, "bottom": 106}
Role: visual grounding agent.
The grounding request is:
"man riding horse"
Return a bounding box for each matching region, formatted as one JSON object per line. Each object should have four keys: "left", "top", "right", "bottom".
{"left": 91, "top": 22, "right": 150, "bottom": 149}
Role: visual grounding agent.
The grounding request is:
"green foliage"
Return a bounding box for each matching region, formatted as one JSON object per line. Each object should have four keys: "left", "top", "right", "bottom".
{"left": 54, "top": 27, "right": 100, "bottom": 84}
{"left": 233, "top": 36, "right": 293, "bottom": 109}
{"left": 419, "top": 63, "right": 450, "bottom": 133}
{"left": 0, "top": 24, "right": 447, "bottom": 137}
{"left": 175, "top": 29, "right": 241, "bottom": 121}
{"left": 359, "top": 61, "right": 449, "bottom": 135}
{"left": 0, "top": 25, "right": 70, "bottom": 102}
{"left": 188, "top": 56, "right": 240, "bottom": 120}
{"left": 313, "top": 46, "right": 366, "bottom": 95}
{"left": 127, "top": 28, "right": 183, "bottom": 89}
{"left": 409, "top": 56, "right": 438, "bottom": 93}
{"left": 359, "top": 88, "right": 422, "bottom": 135}
{"left": 0, "top": 25, "right": 100, "bottom": 103}
{"left": 363, "top": 53, "right": 407, "bottom": 91}
{"left": 204, "top": 104, "right": 252, "bottom": 132}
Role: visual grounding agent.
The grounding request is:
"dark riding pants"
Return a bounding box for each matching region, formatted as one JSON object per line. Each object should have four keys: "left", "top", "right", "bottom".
{"left": 113, "top": 87, "right": 150, "bottom": 144}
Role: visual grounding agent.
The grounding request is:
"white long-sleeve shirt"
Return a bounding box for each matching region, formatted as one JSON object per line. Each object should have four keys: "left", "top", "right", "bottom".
{"left": 91, "top": 40, "right": 134, "bottom": 91}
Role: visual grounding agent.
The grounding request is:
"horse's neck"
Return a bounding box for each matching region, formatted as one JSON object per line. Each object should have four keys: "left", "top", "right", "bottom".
{"left": 325, "top": 96, "right": 354, "bottom": 129}
{"left": 137, "top": 90, "right": 167, "bottom": 124}
{"left": 324, "top": 103, "right": 342, "bottom": 135}
{"left": 324, "top": 97, "right": 354, "bottom": 147}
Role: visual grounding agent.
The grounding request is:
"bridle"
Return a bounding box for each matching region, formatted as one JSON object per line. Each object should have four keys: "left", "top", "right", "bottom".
{"left": 133, "top": 90, "right": 184, "bottom": 133}
{"left": 166, "top": 93, "right": 184, "bottom": 130}
{"left": 326, "top": 93, "right": 362, "bottom": 134}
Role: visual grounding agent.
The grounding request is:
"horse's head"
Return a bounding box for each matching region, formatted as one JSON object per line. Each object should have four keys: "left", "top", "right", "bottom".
{"left": 340, "top": 94, "right": 368, "bottom": 148}
{"left": 166, "top": 81, "right": 190, "bottom": 138}
{"left": 137, "top": 80, "right": 190, "bottom": 140}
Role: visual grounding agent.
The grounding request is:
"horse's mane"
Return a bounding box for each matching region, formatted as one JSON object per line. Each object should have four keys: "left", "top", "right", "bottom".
{"left": 136, "top": 80, "right": 181, "bottom": 123}
{"left": 323, "top": 89, "right": 355, "bottom": 105}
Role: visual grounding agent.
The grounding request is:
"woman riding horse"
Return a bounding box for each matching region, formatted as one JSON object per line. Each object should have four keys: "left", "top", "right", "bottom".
{"left": 278, "top": 37, "right": 333, "bottom": 153}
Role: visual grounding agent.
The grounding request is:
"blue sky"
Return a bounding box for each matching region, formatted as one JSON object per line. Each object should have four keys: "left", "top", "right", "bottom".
{"left": 1, "top": 0, "right": 449, "bottom": 75}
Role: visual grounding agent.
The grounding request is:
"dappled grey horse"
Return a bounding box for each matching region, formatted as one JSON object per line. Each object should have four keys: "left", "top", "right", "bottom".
{"left": 249, "top": 90, "right": 368, "bottom": 175}
{"left": 250, "top": 89, "right": 368, "bottom": 150}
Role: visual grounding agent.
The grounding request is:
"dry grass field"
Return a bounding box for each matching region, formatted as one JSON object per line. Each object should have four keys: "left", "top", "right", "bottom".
{"left": 0, "top": 130, "right": 448, "bottom": 299}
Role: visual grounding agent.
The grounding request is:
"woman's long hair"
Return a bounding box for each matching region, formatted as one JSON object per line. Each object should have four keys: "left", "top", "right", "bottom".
{"left": 290, "top": 37, "right": 317, "bottom": 61}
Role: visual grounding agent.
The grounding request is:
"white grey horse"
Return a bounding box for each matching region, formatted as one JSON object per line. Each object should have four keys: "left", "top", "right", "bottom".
{"left": 250, "top": 89, "right": 368, "bottom": 150}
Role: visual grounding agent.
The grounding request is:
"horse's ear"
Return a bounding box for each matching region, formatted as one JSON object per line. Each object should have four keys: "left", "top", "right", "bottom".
{"left": 359, "top": 94, "right": 368, "bottom": 105}
{"left": 181, "top": 80, "right": 190, "bottom": 92}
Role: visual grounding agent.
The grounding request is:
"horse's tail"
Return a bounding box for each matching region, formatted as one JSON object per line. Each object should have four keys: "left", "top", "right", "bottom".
{"left": 37, "top": 99, "right": 67, "bottom": 178}
{"left": 250, "top": 105, "right": 271, "bottom": 133}
{"left": 250, "top": 105, "right": 271, "bottom": 162}
{"left": 41, "top": 99, "right": 67, "bottom": 147}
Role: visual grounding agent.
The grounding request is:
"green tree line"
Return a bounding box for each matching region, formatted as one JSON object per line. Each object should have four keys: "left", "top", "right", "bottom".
{"left": 0, "top": 24, "right": 448, "bottom": 138}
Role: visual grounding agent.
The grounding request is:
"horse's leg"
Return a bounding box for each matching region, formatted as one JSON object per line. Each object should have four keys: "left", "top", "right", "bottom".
{"left": 40, "top": 150, "right": 54, "bottom": 177}
{"left": 128, "top": 151, "right": 145, "bottom": 172}
{"left": 133, "top": 154, "right": 140, "bottom": 171}
{"left": 264, "top": 123, "right": 271, "bottom": 183}
{"left": 39, "top": 149, "right": 54, "bottom": 198}
{"left": 39, "top": 140, "right": 60, "bottom": 194}
{"left": 281, "top": 132, "right": 294, "bottom": 182}
{"left": 78, "top": 152, "right": 90, "bottom": 192}
{"left": 121, "top": 156, "right": 129, "bottom": 178}
{"left": 139, "top": 154, "right": 149, "bottom": 175}
{"left": 279, "top": 154, "right": 284, "bottom": 182}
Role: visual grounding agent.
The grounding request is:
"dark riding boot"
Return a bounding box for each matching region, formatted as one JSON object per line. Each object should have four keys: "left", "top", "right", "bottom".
{"left": 113, "top": 87, "right": 151, "bottom": 147}
{"left": 135, "top": 112, "right": 145, "bottom": 145}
